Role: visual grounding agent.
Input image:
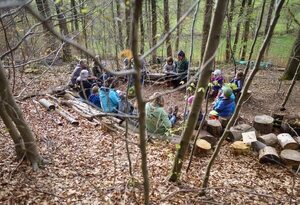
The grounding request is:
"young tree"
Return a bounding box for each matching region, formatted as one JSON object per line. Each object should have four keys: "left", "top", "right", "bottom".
{"left": 264, "top": 0, "right": 275, "bottom": 36}
{"left": 164, "top": 0, "right": 172, "bottom": 57}
{"left": 232, "top": 0, "right": 247, "bottom": 57}
{"left": 70, "top": 0, "right": 79, "bottom": 32}
{"left": 239, "top": 0, "right": 252, "bottom": 60}
{"left": 175, "top": 0, "right": 182, "bottom": 53}
{"left": 282, "top": 28, "right": 300, "bottom": 80}
{"left": 116, "top": 0, "right": 124, "bottom": 50}
{"left": 151, "top": 0, "right": 157, "bottom": 63}
{"left": 169, "top": 0, "right": 229, "bottom": 182}
{"left": 125, "top": 0, "right": 131, "bottom": 48}
{"left": 140, "top": 3, "right": 145, "bottom": 54}
{"left": 225, "top": 0, "right": 235, "bottom": 63}
{"left": 201, "top": 0, "right": 213, "bottom": 62}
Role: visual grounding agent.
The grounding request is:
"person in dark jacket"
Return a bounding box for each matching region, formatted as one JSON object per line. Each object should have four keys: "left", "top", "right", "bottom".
{"left": 76, "top": 70, "right": 92, "bottom": 100}
{"left": 173, "top": 50, "right": 189, "bottom": 87}
{"left": 210, "top": 86, "right": 236, "bottom": 119}
{"left": 230, "top": 71, "right": 244, "bottom": 98}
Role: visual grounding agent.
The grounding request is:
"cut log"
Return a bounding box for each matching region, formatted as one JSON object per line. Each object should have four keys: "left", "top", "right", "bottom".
{"left": 257, "top": 133, "right": 278, "bottom": 146}
{"left": 196, "top": 130, "right": 218, "bottom": 147}
{"left": 253, "top": 115, "right": 274, "bottom": 134}
{"left": 194, "top": 139, "right": 211, "bottom": 156}
{"left": 206, "top": 120, "right": 222, "bottom": 138}
{"left": 259, "top": 146, "right": 280, "bottom": 164}
{"left": 277, "top": 133, "right": 299, "bottom": 150}
{"left": 38, "top": 98, "right": 55, "bottom": 111}
{"left": 229, "top": 124, "right": 256, "bottom": 142}
{"left": 280, "top": 149, "right": 300, "bottom": 166}
{"left": 242, "top": 131, "right": 257, "bottom": 145}
{"left": 251, "top": 140, "right": 267, "bottom": 152}
{"left": 230, "top": 141, "right": 250, "bottom": 155}
{"left": 55, "top": 108, "right": 79, "bottom": 126}
{"left": 295, "top": 136, "right": 300, "bottom": 144}
{"left": 219, "top": 117, "right": 230, "bottom": 128}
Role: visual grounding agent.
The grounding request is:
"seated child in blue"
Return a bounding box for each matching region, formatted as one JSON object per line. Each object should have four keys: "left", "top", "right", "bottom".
{"left": 99, "top": 86, "right": 120, "bottom": 113}
{"left": 89, "top": 86, "right": 101, "bottom": 108}
{"left": 210, "top": 86, "right": 236, "bottom": 118}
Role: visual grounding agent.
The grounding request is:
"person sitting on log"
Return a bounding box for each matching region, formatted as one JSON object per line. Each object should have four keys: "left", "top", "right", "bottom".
{"left": 229, "top": 71, "right": 244, "bottom": 99}
{"left": 185, "top": 95, "right": 204, "bottom": 129}
{"left": 99, "top": 82, "right": 120, "bottom": 113}
{"left": 145, "top": 92, "right": 177, "bottom": 136}
{"left": 163, "top": 57, "right": 176, "bottom": 73}
{"left": 69, "top": 59, "right": 95, "bottom": 88}
{"left": 117, "top": 91, "right": 134, "bottom": 115}
{"left": 208, "top": 69, "right": 224, "bottom": 98}
{"left": 89, "top": 86, "right": 101, "bottom": 108}
{"left": 209, "top": 86, "right": 236, "bottom": 120}
{"left": 76, "top": 70, "right": 93, "bottom": 100}
{"left": 172, "top": 50, "right": 189, "bottom": 88}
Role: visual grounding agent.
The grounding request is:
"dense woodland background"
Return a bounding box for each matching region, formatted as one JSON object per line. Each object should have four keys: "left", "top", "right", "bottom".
{"left": 0, "top": 0, "right": 300, "bottom": 204}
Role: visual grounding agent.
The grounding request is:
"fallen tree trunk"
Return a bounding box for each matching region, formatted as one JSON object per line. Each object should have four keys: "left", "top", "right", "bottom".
{"left": 55, "top": 107, "right": 79, "bottom": 126}
{"left": 38, "top": 98, "right": 55, "bottom": 111}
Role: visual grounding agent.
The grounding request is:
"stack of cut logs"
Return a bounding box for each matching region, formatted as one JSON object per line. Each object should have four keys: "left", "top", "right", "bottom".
{"left": 193, "top": 114, "right": 300, "bottom": 169}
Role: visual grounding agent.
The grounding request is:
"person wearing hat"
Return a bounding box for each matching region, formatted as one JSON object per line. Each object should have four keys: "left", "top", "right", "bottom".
{"left": 76, "top": 69, "right": 93, "bottom": 100}
{"left": 209, "top": 69, "right": 224, "bottom": 98}
{"left": 209, "top": 86, "right": 236, "bottom": 119}
{"left": 172, "top": 50, "right": 189, "bottom": 87}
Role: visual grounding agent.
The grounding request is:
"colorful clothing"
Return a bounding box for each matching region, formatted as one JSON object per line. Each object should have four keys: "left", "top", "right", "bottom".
{"left": 212, "top": 96, "right": 236, "bottom": 118}
{"left": 145, "top": 102, "right": 171, "bottom": 135}
{"left": 99, "top": 87, "right": 120, "bottom": 113}
{"left": 89, "top": 93, "right": 101, "bottom": 108}
{"left": 230, "top": 78, "right": 244, "bottom": 94}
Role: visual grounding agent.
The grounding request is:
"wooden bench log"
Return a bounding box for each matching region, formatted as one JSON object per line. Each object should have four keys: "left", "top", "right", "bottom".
{"left": 230, "top": 141, "right": 250, "bottom": 155}
{"left": 206, "top": 120, "right": 222, "bottom": 138}
{"left": 280, "top": 149, "right": 300, "bottom": 166}
{"left": 197, "top": 130, "right": 218, "bottom": 147}
{"left": 38, "top": 98, "right": 55, "bottom": 111}
{"left": 229, "top": 124, "right": 256, "bottom": 141}
{"left": 253, "top": 115, "right": 274, "bottom": 134}
{"left": 277, "top": 133, "right": 299, "bottom": 150}
{"left": 259, "top": 146, "right": 280, "bottom": 163}
{"left": 194, "top": 139, "right": 211, "bottom": 156}
{"left": 251, "top": 140, "right": 267, "bottom": 152}
{"left": 257, "top": 133, "right": 278, "bottom": 146}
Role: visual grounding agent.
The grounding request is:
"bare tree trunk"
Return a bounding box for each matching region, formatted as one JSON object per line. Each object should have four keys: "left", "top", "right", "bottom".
{"left": 111, "top": 1, "right": 119, "bottom": 68}
{"left": 130, "top": 1, "right": 150, "bottom": 204}
{"left": 125, "top": 2, "right": 131, "bottom": 48}
{"left": 80, "top": 0, "right": 88, "bottom": 53}
{"left": 264, "top": 0, "right": 275, "bottom": 36}
{"left": 232, "top": 0, "right": 247, "bottom": 57}
{"left": 35, "top": 0, "right": 56, "bottom": 51}
{"left": 116, "top": 0, "right": 124, "bottom": 50}
{"left": 53, "top": 0, "right": 72, "bottom": 62}
{"left": 0, "top": 61, "right": 43, "bottom": 170}
{"left": 164, "top": 0, "right": 172, "bottom": 57}
{"left": 169, "top": 0, "right": 229, "bottom": 183}
{"left": 140, "top": 5, "right": 145, "bottom": 54}
{"left": 151, "top": 0, "right": 157, "bottom": 63}
{"left": 201, "top": 0, "right": 213, "bottom": 62}
{"left": 282, "top": 28, "right": 300, "bottom": 80}
{"left": 200, "top": 0, "right": 285, "bottom": 195}
{"left": 70, "top": 0, "right": 79, "bottom": 32}
{"left": 225, "top": 0, "right": 235, "bottom": 63}
{"left": 240, "top": 0, "right": 252, "bottom": 61}
{"left": 175, "top": 0, "right": 182, "bottom": 53}
{"left": 0, "top": 102, "right": 25, "bottom": 158}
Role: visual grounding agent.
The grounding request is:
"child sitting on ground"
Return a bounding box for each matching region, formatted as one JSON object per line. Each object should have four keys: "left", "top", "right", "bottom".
{"left": 76, "top": 69, "right": 92, "bottom": 100}
{"left": 163, "top": 57, "right": 176, "bottom": 73}
{"left": 89, "top": 86, "right": 101, "bottom": 108}
{"left": 99, "top": 82, "right": 120, "bottom": 113}
{"left": 209, "top": 86, "right": 236, "bottom": 119}
{"left": 230, "top": 71, "right": 244, "bottom": 98}
{"left": 209, "top": 69, "right": 224, "bottom": 98}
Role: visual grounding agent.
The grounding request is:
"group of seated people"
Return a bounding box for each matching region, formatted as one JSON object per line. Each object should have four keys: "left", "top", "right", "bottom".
{"left": 68, "top": 52, "right": 244, "bottom": 137}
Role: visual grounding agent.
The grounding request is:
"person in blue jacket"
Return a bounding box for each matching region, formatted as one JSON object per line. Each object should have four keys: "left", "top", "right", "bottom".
{"left": 89, "top": 86, "right": 101, "bottom": 108}
{"left": 210, "top": 86, "right": 236, "bottom": 119}
{"left": 99, "top": 86, "right": 120, "bottom": 113}
{"left": 230, "top": 71, "right": 244, "bottom": 99}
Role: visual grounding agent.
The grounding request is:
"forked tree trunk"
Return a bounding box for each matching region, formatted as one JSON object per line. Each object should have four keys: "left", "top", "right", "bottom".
{"left": 151, "top": 0, "right": 157, "bottom": 63}
{"left": 201, "top": 0, "right": 213, "bottom": 62}
{"left": 240, "top": 0, "right": 252, "bottom": 60}
{"left": 175, "top": 0, "right": 182, "bottom": 53}
{"left": 200, "top": 0, "right": 285, "bottom": 195}
{"left": 169, "top": 0, "right": 229, "bottom": 182}
{"left": 0, "top": 102, "right": 25, "bottom": 158}
{"left": 130, "top": 1, "right": 150, "bottom": 204}
{"left": 282, "top": 28, "right": 300, "bottom": 80}
{"left": 164, "top": 0, "right": 172, "bottom": 57}
{"left": 0, "top": 62, "right": 43, "bottom": 170}
{"left": 53, "top": 0, "right": 72, "bottom": 62}
{"left": 232, "top": 0, "right": 247, "bottom": 57}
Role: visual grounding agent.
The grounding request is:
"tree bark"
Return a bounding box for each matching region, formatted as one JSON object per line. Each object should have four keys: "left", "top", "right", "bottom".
{"left": 164, "top": 0, "right": 172, "bottom": 57}
{"left": 130, "top": 1, "right": 150, "bottom": 204}
{"left": 225, "top": 0, "right": 235, "bottom": 63}
{"left": 0, "top": 101, "right": 25, "bottom": 158}
{"left": 140, "top": 4, "right": 145, "bottom": 54}
{"left": 70, "top": 0, "right": 79, "bottom": 32}
{"left": 239, "top": 0, "right": 252, "bottom": 60}
{"left": 125, "top": 2, "right": 131, "bottom": 48}
{"left": 282, "top": 28, "right": 300, "bottom": 80}
{"left": 232, "top": 0, "right": 247, "bottom": 57}
{"left": 116, "top": 0, "right": 124, "bottom": 50}
{"left": 151, "top": 0, "right": 157, "bottom": 63}
{"left": 169, "top": 0, "right": 229, "bottom": 182}
{"left": 264, "top": 0, "right": 275, "bottom": 36}
{"left": 53, "top": 0, "right": 72, "bottom": 62}
{"left": 200, "top": 0, "right": 285, "bottom": 195}
{"left": 175, "top": 0, "right": 182, "bottom": 53}
{"left": 201, "top": 0, "right": 213, "bottom": 62}
{"left": 0, "top": 61, "right": 43, "bottom": 170}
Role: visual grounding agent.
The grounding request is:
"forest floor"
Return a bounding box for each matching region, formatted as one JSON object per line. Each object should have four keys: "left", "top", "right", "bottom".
{"left": 0, "top": 64, "right": 300, "bottom": 204}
